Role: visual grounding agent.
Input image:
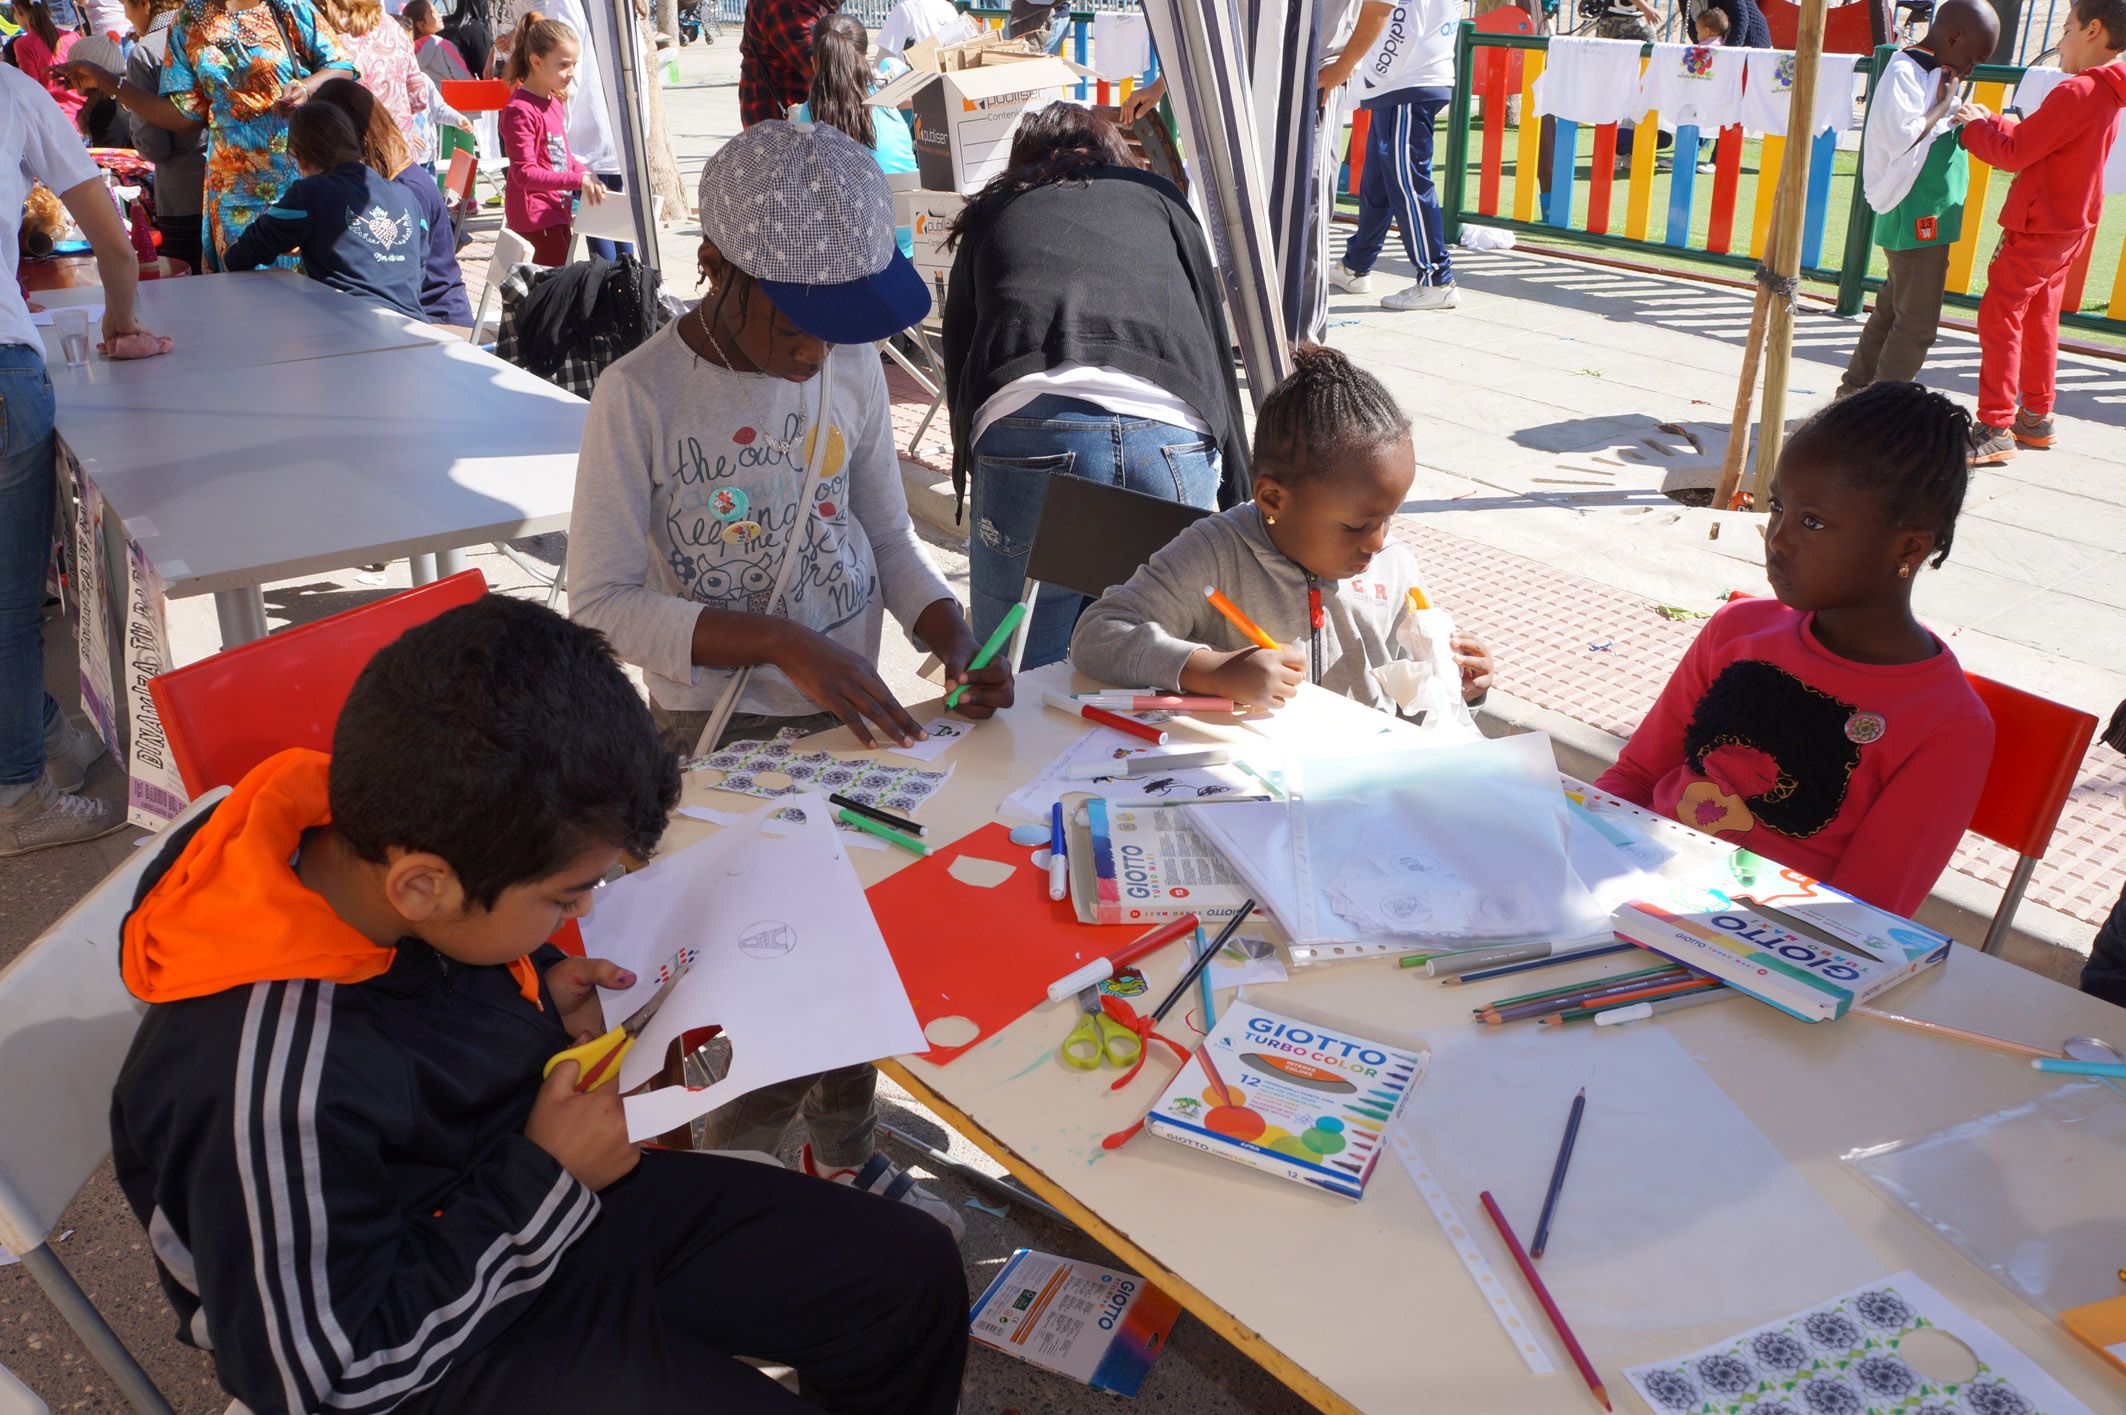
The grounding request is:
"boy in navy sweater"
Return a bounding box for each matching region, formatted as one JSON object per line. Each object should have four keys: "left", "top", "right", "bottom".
{"left": 223, "top": 103, "right": 427, "bottom": 321}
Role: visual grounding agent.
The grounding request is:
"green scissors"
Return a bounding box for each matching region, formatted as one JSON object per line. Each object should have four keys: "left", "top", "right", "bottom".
{"left": 1059, "top": 988, "right": 1143, "bottom": 1071}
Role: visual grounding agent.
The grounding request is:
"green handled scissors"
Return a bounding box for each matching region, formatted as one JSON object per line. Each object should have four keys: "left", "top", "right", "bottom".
{"left": 1059, "top": 988, "right": 1143, "bottom": 1071}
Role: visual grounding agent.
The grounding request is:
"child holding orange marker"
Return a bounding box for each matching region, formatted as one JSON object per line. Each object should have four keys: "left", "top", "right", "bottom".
{"left": 1070, "top": 346, "right": 1494, "bottom": 715}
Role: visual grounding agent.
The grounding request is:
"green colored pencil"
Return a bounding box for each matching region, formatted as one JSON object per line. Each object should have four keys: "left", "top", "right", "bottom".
{"left": 1478, "top": 962, "right": 1688, "bottom": 1011}
{"left": 1537, "top": 980, "right": 1726, "bottom": 1026}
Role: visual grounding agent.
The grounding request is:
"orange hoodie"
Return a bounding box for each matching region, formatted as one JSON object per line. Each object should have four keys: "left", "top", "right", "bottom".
{"left": 122, "top": 748, "right": 540, "bottom": 1006}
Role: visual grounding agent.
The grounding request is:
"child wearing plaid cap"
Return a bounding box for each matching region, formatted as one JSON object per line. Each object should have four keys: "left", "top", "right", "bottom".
{"left": 569, "top": 121, "right": 1011, "bottom": 1238}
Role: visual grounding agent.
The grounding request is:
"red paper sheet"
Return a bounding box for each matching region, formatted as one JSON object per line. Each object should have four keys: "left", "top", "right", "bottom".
{"left": 869, "top": 822, "right": 1158, "bottom": 1064}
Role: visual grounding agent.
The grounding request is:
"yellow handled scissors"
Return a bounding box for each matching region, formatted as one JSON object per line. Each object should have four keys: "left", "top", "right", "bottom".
{"left": 1059, "top": 988, "right": 1143, "bottom": 1071}
{"left": 543, "top": 962, "right": 691, "bottom": 1092}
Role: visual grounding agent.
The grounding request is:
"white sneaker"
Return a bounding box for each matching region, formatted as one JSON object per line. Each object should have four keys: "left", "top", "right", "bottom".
{"left": 805, "top": 1145, "right": 967, "bottom": 1242}
{"left": 1696, "top": 161, "right": 1717, "bottom": 174}
{"left": 1329, "top": 261, "right": 1373, "bottom": 295}
{"left": 1381, "top": 281, "right": 1459, "bottom": 312}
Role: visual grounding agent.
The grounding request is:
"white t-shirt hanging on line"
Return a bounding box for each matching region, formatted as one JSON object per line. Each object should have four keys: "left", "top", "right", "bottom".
{"left": 1738, "top": 49, "right": 1861, "bottom": 137}
{"left": 1638, "top": 42, "right": 1747, "bottom": 133}
{"left": 1532, "top": 36, "right": 1649, "bottom": 127}
{"left": 1, "top": 66, "right": 103, "bottom": 354}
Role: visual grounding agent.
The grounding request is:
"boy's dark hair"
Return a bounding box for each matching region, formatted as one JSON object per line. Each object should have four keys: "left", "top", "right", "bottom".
{"left": 1782, "top": 381, "right": 1969, "bottom": 567}
{"left": 2073, "top": 0, "right": 2126, "bottom": 48}
{"left": 330, "top": 596, "right": 680, "bottom": 909}
{"left": 287, "top": 102, "right": 366, "bottom": 174}
{"left": 1252, "top": 344, "right": 1412, "bottom": 485}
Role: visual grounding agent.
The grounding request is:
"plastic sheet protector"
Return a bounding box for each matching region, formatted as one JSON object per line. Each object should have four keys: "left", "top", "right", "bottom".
{"left": 1399, "top": 1023, "right": 1881, "bottom": 1367}
{"left": 1845, "top": 1082, "right": 2126, "bottom": 1320}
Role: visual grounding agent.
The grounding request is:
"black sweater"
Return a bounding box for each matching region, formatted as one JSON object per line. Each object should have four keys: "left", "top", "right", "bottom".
{"left": 941, "top": 166, "right": 1251, "bottom": 516}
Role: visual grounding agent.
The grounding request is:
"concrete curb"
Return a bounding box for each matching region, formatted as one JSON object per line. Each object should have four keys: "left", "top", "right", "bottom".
{"left": 1475, "top": 688, "right": 2093, "bottom": 987}
{"left": 900, "top": 456, "right": 964, "bottom": 540}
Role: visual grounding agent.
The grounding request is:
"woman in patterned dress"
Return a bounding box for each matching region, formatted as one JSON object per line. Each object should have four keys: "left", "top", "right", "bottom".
{"left": 313, "top": 0, "right": 422, "bottom": 150}
{"left": 66, "top": 0, "right": 353, "bottom": 267}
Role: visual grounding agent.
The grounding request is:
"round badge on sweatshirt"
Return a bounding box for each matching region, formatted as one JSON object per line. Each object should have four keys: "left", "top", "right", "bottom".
{"left": 723, "top": 520, "right": 762, "bottom": 544}
{"left": 708, "top": 486, "right": 750, "bottom": 523}
{"left": 1845, "top": 711, "right": 1887, "bottom": 745}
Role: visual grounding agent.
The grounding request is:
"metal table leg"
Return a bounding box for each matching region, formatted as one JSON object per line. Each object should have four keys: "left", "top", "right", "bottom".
{"left": 213, "top": 585, "right": 269, "bottom": 646}
{"left": 435, "top": 547, "right": 469, "bottom": 578}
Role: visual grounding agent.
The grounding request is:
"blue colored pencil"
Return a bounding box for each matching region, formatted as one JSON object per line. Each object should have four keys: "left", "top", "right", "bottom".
{"left": 1443, "top": 941, "right": 1638, "bottom": 987}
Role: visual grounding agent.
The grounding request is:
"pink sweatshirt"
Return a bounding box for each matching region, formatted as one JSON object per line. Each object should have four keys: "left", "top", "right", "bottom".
{"left": 1595, "top": 598, "right": 1994, "bottom": 916}
{"left": 499, "top": 86, "right": 583, "bottom": 234}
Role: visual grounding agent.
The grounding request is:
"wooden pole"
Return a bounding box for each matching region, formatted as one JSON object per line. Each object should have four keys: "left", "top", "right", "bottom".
{"left": 1750, "top": 0, "right": 1830, "bottom": 502}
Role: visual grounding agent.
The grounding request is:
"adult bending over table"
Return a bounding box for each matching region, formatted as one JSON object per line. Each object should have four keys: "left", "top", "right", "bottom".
{"left": 940, "top": 103, "right": 1249, "bottom": 670}
{"left": 66, "top": 0, "right": 353, "bottom": 268}
{"left": 568, "top": 123, "right": 1011, "bottom": 1227}
{"left": 1, "top": 64, "right": 167, "bottom": 856}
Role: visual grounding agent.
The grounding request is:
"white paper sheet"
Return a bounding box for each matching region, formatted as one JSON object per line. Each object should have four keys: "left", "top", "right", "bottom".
{"left": 1399, "top": 1023, "right": 1881, "bottom": 1367}
{"left": 577, "top": 797, "right": 926, "bottom": 1140}
{"left": 1625, "top": 1271, "right": 2093, "bottom": 1414}
{"left": 881, "top": 714, "right": 972, "bottom": 763}
{"left": 1001, "top": 723, "right": 1264, "bottom": 822}
{"left": 675, "top": 802, "right": 886, "bottom": 850}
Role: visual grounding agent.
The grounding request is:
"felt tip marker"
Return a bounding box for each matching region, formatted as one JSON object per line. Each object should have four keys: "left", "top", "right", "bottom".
{"left": 1047, "top": 802, "right": 1067, "bottom": 902}
{"left": 1042, "top": 913, "right": 1202, "bottom": 1002}
{"left": 833, "top": 808, "right": 927, "bottom": 857}
{"left": 944, "top": 601, "right": 1024, "bottom": 710}
{"left": 1073, "top": 694, "right": 1237, "bottom": 713}
{"left": 1040, "top": 690, "right": 1169, "bottom": 744}
{"left": 1202, "top": 585, "right": 1278, "bottom": 651}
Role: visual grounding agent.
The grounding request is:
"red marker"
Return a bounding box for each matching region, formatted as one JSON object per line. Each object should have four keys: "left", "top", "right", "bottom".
{"left": 1041, "top": 691, "right": 1168, "bottom": 744}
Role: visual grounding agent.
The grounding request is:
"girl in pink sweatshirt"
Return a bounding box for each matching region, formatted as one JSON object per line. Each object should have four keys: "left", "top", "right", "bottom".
{"left": 498, "top": 11, "right": 604, "bottom": 266}
{"left": 1596, "top": 383, "right": 1994, "bottom": 916}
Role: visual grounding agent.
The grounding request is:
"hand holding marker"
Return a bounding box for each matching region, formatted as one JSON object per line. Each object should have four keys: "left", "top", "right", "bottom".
{"left": 944, "top": 602, "right": 1024, "bottom": 711}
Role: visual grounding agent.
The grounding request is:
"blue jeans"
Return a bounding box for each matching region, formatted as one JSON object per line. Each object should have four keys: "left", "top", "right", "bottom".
{"left": 1344, "top": 90, "right": 1454, "bottom": 287}
{"left": 585, "top": 172, "right": 634, "bottom": 262}
{"left": 0, "top": 345, "right": 60, "bottom": 789}
{"left": 969, "top": 394, "right": 1220, "bottom": 671}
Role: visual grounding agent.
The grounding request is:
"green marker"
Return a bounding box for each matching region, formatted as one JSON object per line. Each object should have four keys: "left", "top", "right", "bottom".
{"left": 836, "top": 807, "right": 928, "bottom": 857}
{"left": 1397, "top": 952, "right": 1448, "bottom": 970}
{"left": 944, "top": 600, "right": 1026, "bottom": 710}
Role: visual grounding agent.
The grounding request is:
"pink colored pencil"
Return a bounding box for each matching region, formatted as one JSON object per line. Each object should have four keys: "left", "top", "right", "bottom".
{"left": 1480, "top": 1191, "right": 1611, "bottom": 1410}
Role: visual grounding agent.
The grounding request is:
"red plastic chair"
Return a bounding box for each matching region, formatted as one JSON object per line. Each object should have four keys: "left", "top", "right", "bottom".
{"left": 148, "top": 571, "right": 488, "bottom": 795}
{"left": 1963, "top": 674, "right": 2098, "bottom": 956}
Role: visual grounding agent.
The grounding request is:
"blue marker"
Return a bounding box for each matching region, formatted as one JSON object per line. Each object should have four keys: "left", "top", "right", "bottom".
{"left": 1047, "top": 802, "right": 1067, "bottom": 902}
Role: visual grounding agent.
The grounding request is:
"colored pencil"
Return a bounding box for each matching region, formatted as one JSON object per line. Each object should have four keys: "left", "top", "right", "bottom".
{"left": 1475, "top": 969, "right": 1693, "bottom": 1021}
{"left": 829, "top": 792, "right": 924, "bottom": 836}
{"left": 944, "top": 601, "right": 1024, "bottom": 709}
{"left": 1478, "top": 973, "right": 1703, "bottom": 1025}
{"left": 1595, "top": 989, "right": 1737, "bottom": 1027}
{"left": 1852, "top": 1006, "right": 2065, "bottom": 1061}
{"left": 1440, "top": 941, "right": 1639, "bottom": 986}
{"left": 1203, "top": 585, "right": 1279, "bottom": 650}
{"left": 1195, "top": 926, "right": 1217, "bottom": 1030}
{"left": 1529, "top": 1089, "right": 1586, "bottom": 1261}
{"left": 1151, "top": 903, "right": 1254, "bottom": 1023}
{"left": 1482, "top": 962, "right": 1691, "bottom": 1010}
{"left": 1479, "top": 1191, "right": 1611, "bottom": 1410}
{"left": 1537, "top": 981, "right": 1728, "bottom": 1027}
{"left": 1426, "top": 939, "right": 1583, "bottom": 977}
{"left": 2033, "top": 1056, "right": 2126, "bottom": 1078}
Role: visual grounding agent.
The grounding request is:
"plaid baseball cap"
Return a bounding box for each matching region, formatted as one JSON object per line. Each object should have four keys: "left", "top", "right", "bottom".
{"left": 698, "top": 121, "right": 929, "bottom": 345}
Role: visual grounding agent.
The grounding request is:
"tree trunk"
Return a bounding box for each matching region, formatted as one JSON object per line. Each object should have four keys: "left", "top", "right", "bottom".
{"left": 636, "top": 0, "right": 690, "bottom": 219}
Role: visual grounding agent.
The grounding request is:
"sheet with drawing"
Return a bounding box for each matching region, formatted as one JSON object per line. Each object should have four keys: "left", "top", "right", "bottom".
{"left": 575, "top": 796, "right": 926, "bottom": 1140}
{"left": 1625, "top": 1271, "right": 2093, "bottom": 1414}
{"left": 1001, "top": 721, "right": 1264, "bottom": 822}
{"left": 880, "top": 715, "right": 973, "bottom": 763}
{"left": 688, "top": 726, "right": 954, "bottom": 815}
{"left": 1399, "top": 1024, "right": 1883, "bottom": 1368}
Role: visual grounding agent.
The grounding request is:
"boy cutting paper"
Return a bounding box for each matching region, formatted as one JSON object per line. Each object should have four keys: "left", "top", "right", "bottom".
{"left": 110, "top": 597, "right": 967, "bottom": 1414}
{"left": 1960, "top": 0, "right": 2126, "bottom": 463}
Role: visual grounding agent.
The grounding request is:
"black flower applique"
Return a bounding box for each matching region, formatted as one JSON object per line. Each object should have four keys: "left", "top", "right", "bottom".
{"left": 1639, "top": 1367, "right": 1699, "bottom": 1410}
{"left": 1960, "top": 1380, "right": 2036, "bottom": 1415}
{"left": 1692, "top": 1352, "right": 1755, "bottom": 1396}
{"left": 667, "top": 549, "right": 698, "bottom": 585}
{"left": 1750, "top": 1331, "right": 1811, "bottom": 1372}
{"left": 1794, "top": 1375, "right": 1864, "bottom": 1414}
{"left": 1852, "top": 1289, "right": 1915, "bottom": 1330}
{"left": 1800, "top": 1310, "right": 1862, "bottom": 1351}
{"left": 1850, "top": 1354, "right": 1916, "bottom": 1399}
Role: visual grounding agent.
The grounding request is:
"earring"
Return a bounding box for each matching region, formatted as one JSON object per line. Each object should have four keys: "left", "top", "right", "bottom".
{"left": 1265, "top": 516, "right": 1277, "bottom": 525}
{"left": 1898, "top": 563, "right": 1912, "bottom": 579}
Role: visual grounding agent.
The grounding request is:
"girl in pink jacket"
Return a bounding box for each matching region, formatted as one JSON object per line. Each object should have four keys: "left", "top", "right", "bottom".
{"left": 498, "top": 11, "right": 605, "bottom": 265}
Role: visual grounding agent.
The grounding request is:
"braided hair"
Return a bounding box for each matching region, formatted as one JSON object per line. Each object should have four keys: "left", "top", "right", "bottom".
{"left": 1252, "top": 344, "right": 1411, "bottom": 486}
{"left": 1782, "top": 381, "right": 1969, "bottom": 567}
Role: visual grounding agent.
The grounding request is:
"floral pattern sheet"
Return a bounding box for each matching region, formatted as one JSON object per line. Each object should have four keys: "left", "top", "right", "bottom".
{"left": 1626, "top": 1272, "right": 2092, "bottom": 1415}
{"left": 685, "top": 727, "right": 953, "bottom": 817}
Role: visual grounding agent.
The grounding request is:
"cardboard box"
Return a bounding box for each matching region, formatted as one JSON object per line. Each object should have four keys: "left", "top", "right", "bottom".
{"left": 869, "top": 36, "right": 1085, "bottom": 194}
{"left": 894, "top": 188, "right": 964, "bottom": 311}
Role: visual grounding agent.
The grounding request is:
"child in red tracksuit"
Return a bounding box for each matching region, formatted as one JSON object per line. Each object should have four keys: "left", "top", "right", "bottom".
{"left": 498, "top": 10, "right": 606, "bottom": 266}
{"left": 1960, "top": 0, "right": 2126, "bottom": 464}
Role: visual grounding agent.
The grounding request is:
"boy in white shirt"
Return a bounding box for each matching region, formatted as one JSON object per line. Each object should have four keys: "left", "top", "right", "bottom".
{"left": 1332, "top": 0, "right": 1463, "bottom": 311}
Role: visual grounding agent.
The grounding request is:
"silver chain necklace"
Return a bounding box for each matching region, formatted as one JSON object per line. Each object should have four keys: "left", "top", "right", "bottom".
{"left": 694, "top": 304, "right": 808, "bottom": 456}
